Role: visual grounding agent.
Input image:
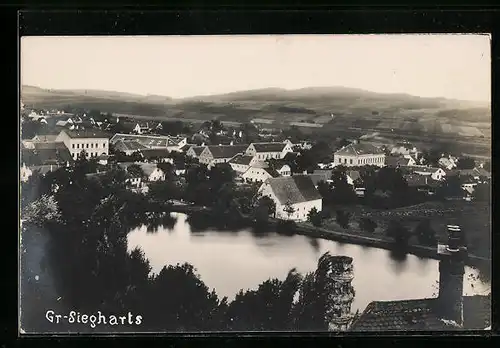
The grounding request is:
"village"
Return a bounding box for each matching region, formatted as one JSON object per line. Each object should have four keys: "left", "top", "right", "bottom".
{"left": 20, "top": 102, "right": 492, "bottom": 263}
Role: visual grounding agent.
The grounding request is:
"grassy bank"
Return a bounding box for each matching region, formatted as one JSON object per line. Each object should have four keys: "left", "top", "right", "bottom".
{"left": 320, "top": 201, "right": 490, "bottom": 259}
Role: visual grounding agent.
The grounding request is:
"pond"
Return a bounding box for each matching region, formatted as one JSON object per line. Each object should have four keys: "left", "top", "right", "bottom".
{"left": 127, "top": 213, "right": 491, "bottom": 313}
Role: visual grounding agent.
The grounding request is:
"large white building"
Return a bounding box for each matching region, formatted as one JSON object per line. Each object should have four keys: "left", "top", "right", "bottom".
{"left": 56, "top": 129, "right": 110, "bottom": 160}
{"left": 245, "top": 142, "right": 294, "bottom": 160}
{"left": 258, "top": 176, "right": 323, "bottom": 222}
{"left": 334, "top": 141, "right": 385, "bottom": 167}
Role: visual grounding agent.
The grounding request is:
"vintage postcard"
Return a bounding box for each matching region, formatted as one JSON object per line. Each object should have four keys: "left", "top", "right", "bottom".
{"left": 19, "top": 34, "right": 491, "bottom": 333}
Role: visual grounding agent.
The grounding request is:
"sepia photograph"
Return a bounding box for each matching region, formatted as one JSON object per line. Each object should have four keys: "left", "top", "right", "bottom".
{"left": 19, "top": 34, "right": 491, "bottom": 334}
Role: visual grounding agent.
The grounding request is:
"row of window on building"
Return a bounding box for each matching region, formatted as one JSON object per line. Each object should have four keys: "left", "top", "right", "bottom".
{"left": 72, "top": 151, "right": 104, "bottom": 159}
{"left": 72, "top": 142, "right": 107, "bottom": 149}
{"left": 337, "top": 157, "right": 384, "bottom": 165}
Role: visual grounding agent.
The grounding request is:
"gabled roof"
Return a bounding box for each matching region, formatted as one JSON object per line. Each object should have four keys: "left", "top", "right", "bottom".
{"left": 206, "top": 144, "right": 248, "bottom": 159}
{"left": 113, "top": 139, "right": 149, "bottom": 153}
{"left": 243, "top": 167, "right": 279, "bottom": 178}
{"left": 61, "top": 129, "right": 110, "bottom": 139}
{"left": 110, "top": 133, "right": 184, "bottom": 148}
{"left": 346, "top": 170, "right": 362, "bottom": 182}
{"left": 188, "top": 146, "right": 206, "bottom": 156}
{"left": 386, "top": 156, "right": 414, "bottom": 167}
{"left": 313, "top": 169, "right": 333, "bottom": 181}
{"left": 303, "top": 174, "right": 327, "bottom": 186}
{"left": 264, "top": 175, "right": 322, "bottom": 205}
{"left": 403, "top": 174, "right": 439, "bottom": 188}
{"left": 449, "top": 168, "right": 491, "bottom": 179}
{"left": 350, "top": 295, "right": 490, "bottom": 331}
{"left": 229, "top": 154, "right": 255, "bottom": 166}
{"left": 139, "top": 148, "right": 171, "bottom": 159}
{"left": 251, "top": 142, "right": 287, "bottom": 153}
{"left": 28, "top": 165, "right": 62, "bottom": 176}
{"left": 335, "top": 142, "right": 385, "bottom": 156}
{"left": 22, "top": 146, "right": 73, "bottom": 166}
{"left": 411, "top": 166, "right": 444, "bottom": 174}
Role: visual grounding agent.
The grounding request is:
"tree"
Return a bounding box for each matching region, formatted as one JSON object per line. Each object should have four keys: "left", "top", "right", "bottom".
{"left": 414, "top": 219, "right": 437, "bottom": 246}
{"left": 437, "top": 174, "right": 463, "bottom": 199}
{"left": 283, "top": 201, "right": 296, "bottom": 219}
{"left": 307, "top": 207, "right": 322, "bottom": 227}
{"left": 386, "top": 220, "right": 411, "bottom": 247}
{"left": 252, "top": 195, "right": 276, "bottom": 223}
{"left": 330, "top": 169, "right": 357, "bottom": 205}
{"left": 359, "top": 217, "right": 377, "bottom": 233}
{"left": 21, "top": 119, "right": 43, "bottom": 139}
{"left": 336, "top": 210, "right": 351, "bottom": 229}
{"left": 156, "top": 162, "right": 176, "bottom": 182}
{"left": 420, "top": 148, "right": 442, "bottom": 167}
{"left": 127, "top": 164, "right": 145, "bottom": 179}
{"left": 456, "top": 157, "right": 476, "bottom": 170}
{"left": 473, "top": 181, "right": 490, "bottom": 202}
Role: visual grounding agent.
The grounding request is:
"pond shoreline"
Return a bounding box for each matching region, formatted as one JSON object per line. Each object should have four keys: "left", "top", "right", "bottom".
{"left": 168, "top": 204, "right": 490, "bottom": 270}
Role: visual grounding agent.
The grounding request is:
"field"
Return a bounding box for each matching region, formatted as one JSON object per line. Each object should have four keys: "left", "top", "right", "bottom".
{"left": 22, "top": 85, "right": 491, "bottom": 152}
{"left": 323, "top": 201, "right": 491, "bottom": 259}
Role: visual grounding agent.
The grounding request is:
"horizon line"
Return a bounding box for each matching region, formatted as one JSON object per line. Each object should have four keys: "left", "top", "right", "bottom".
{"left": 21, "top": 83, "right": 491, "bottom": 104}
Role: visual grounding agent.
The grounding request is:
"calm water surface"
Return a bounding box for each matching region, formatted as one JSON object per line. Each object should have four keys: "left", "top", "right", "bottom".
{"left": 127, "top": 213, "right": 491, "bottom": 312}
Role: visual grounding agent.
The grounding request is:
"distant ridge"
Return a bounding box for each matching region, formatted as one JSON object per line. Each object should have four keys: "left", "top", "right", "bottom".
{"left": 21, "top": 85, "right": 489, "bottom": 107}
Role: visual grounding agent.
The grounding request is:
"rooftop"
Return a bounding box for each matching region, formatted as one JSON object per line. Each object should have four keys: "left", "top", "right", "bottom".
{"left": 264, "top": 175, "right": 322, "bottom": 205}
{"left": 350, "top": 295, "right": 490, "bottom": 331}
{"left": 206, "top": 144, "right": 248, "bottom": 159}
{"left": 139, "top": 148, "right": 171, "bottom": 159}
{"left": 22, "top": 146, "right": 73, "bottom": 166}
{"left": 386, "top": 156, "right": 414, "bottom": 168}
{"left": 113, "top": 139, "right": 149, "bottom": 153}
{"left": 251, "top": 142, "right": 288, "bottom": 153}
{"left": 229, "top": 154, "right": 255, "bottom": 166}
{"left": 61, "top": 129, "right": 111, "bottom": 139}
{"left": 189, "top": 146, "right": 206, "bottom": 156}
{"left": 335, "top": 142, "right": 385, "bottom": 156}
{"left": 110, "top": 133, "right": 185, "bottom": 147}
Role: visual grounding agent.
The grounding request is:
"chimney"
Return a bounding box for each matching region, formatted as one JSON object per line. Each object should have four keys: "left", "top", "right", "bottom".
{"left": 436, "top": 225, "right": 467, "bottom": 326}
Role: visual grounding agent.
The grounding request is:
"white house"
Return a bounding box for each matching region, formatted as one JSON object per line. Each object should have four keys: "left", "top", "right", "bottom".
{"left": 138, "top": 163, "right": 165, "bottom": 182}
{"left": 245, "top": 142, "right": 294, "bottom": 161}
{"left": 276, "top": 164, "right": 292, "bottom": 177}
{"left": 242, "top": 167, "right": 278, "bottom": 183}
{"left": 438, "top": 156, "right": 458, "bottom": 170}
{"left": 334, "top": 141, "right": 385, "bottom": 167}
{"left": 258, "top": 176, "right": 323, "bottom": 222}
{"left": 56, "top": 129, "right": 110, "bottom": 160}
{"left": 198, "top": 144, "right": 248, "bottom": 168}
{"left": 133, "top": 123, "right": 151, "bottom": 134}
{"left": 228, "top": 154, "right": 263, "bottom": 174}
{"left": 411, "top": 166, "right": 447, "bottom": 181}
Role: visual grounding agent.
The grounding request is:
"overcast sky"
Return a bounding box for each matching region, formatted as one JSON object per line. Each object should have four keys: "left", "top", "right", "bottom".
{"left": 21, "top": 34, "right": 491, "bottom": 102}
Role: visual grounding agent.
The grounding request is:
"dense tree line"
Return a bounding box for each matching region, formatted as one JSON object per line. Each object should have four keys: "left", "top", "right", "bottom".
{"left": 20, "top": 158, "right": 358, "bottom": 332}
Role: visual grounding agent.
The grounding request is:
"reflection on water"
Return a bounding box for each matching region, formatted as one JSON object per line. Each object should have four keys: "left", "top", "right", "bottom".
{"left": 127, "top": 213, "right": 491, "bottom": 313}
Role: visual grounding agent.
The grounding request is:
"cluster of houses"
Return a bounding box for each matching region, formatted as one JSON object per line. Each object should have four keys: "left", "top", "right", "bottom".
{"left": 21, "top": 109, "right": 491, "bottom": 222}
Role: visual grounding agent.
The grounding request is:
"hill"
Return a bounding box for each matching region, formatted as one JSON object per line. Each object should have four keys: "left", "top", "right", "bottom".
{"left": 21, "top": 85, "right": 491, "bottom": 144}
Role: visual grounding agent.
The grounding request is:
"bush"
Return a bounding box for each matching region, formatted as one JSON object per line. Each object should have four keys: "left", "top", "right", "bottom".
{"left": 276, "top": 219, "right": 297, "bottom": 235}
{"left": 414, "top": 219, "right": 437, "bottom": 246}
{"left": 359, "top": 217, "right": 377, "bottom": 233}
{"left": 307, "top": 207, "right": 323, "bottom": 227}
{"left": 336, "top": 210, "right": 351, "bottom": 229}
{"left": 386, "top": 220, "right": 411, "bottom": 247}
